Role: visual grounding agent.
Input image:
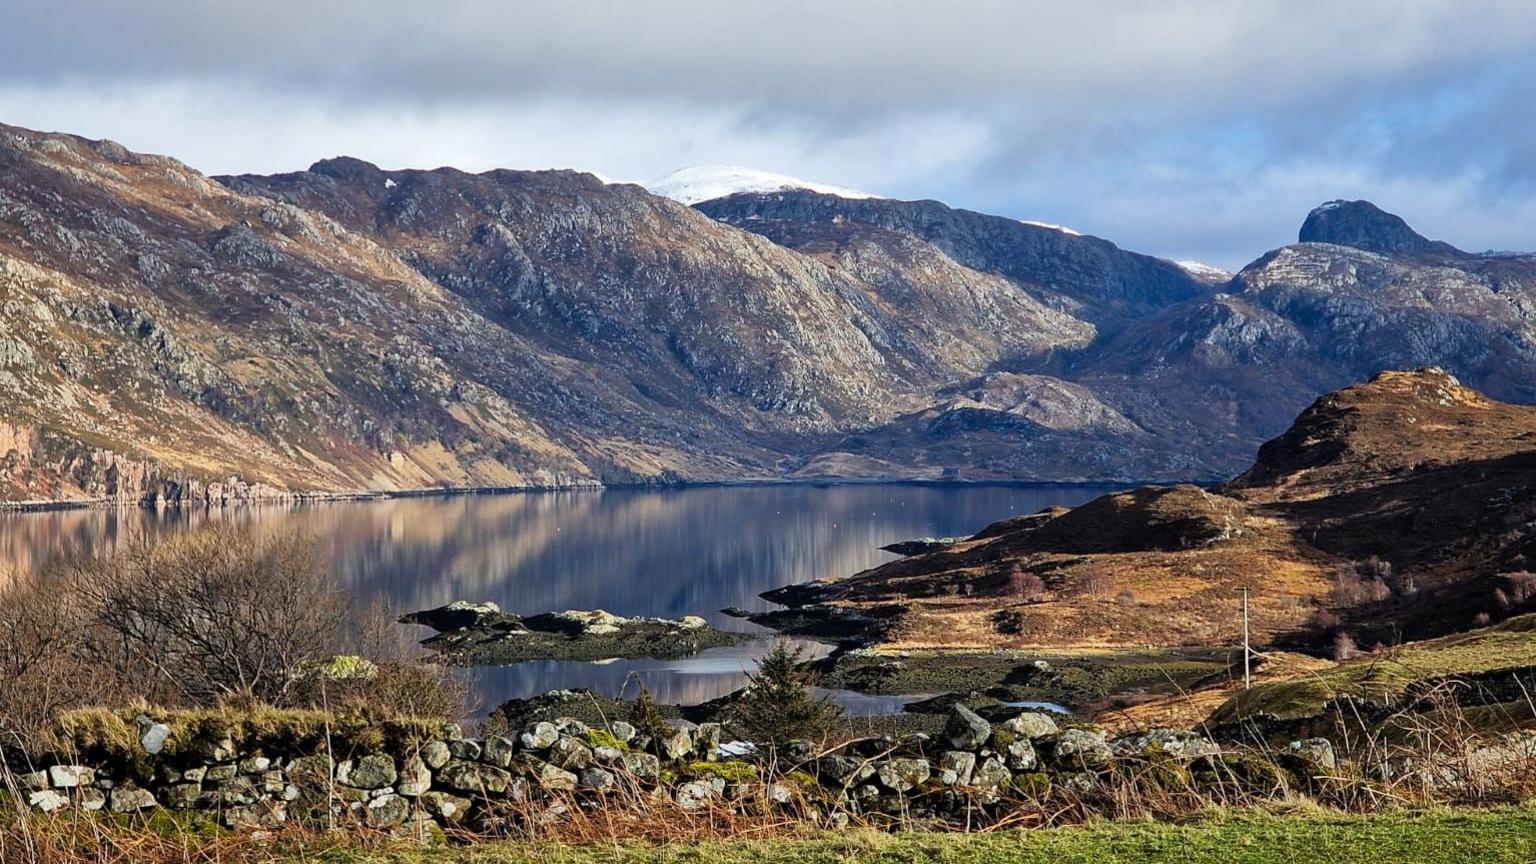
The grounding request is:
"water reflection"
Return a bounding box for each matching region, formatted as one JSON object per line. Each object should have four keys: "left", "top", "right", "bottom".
{"left": 0, "top": 483, "right": 1115, "bottom": 708}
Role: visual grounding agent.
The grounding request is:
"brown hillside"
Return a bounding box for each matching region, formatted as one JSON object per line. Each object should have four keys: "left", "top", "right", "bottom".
{"left": 763, "top": 369, "right": 1536, "bottom": 651}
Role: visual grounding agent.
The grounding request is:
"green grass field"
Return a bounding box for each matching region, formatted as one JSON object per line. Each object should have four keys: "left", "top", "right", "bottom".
{"left": 307, "top": 807, "right": 1536, "bottom": 864}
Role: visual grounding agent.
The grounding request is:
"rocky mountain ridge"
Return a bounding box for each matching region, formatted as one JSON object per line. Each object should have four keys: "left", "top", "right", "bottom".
{"left": 1, "top": 120, "right": 1535, "bottom": 503}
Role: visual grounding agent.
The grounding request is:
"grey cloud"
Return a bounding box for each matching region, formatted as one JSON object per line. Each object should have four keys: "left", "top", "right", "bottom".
{"left": 1, "top": 1, "right": 1535, "bottom": 267}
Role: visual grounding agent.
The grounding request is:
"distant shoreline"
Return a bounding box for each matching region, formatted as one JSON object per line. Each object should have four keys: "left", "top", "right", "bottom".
{"left": 0, "top": 474, "right": 1179, "bottom": 515}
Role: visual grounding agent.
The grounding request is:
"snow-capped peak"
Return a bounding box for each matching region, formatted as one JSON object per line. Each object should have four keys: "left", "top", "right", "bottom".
{"left": 645, "top": 165, "right": 878, "bottom": 205}
{"left": 1174, "top": 260, "right": 1233, "bottom": 282}
{"left": 1019, "top": 219, "right": 1082, "bottom": 236}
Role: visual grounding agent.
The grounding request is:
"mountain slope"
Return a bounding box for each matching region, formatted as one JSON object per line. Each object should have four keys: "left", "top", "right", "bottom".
{"left": 0, "top": 123, "right": 1119, "bottom": 502}
{"left": 690, "top": 192, "right": 1536, "bottom": 482}
{"left": 4, "top": 119, "right": 1536, "bottom": 503}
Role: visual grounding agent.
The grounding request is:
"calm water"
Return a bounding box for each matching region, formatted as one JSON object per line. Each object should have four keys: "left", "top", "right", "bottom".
{"left": 0, "top": 484, "right": 1114, "bottom": 712}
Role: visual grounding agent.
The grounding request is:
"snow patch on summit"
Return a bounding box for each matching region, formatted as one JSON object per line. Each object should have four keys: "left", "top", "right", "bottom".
{"left": 1174, "top": 260, "right": 1233, "bottom": 282}
{"left": 1019, "top": 220, "right": 1082, "bottom": 236}
{"left": 646, "top": 165, "right": 878, "bottom": 205}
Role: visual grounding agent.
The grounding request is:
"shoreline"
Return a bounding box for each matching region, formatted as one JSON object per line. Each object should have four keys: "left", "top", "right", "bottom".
{"left": 0, "top": 474, "right": 1177, "bottom": 515}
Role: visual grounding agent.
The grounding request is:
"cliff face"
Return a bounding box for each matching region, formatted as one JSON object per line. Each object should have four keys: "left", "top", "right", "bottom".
{"left": 3, "top": 120, "right": 1536, "bottom": 503}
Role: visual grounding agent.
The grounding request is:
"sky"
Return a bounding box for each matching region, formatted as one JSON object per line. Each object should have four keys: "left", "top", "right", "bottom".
{"left": 2, "top": 0, "right": 1535, "bottom": 269}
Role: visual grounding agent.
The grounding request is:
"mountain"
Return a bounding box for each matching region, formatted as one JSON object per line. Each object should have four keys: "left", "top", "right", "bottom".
{"left": 2, "top": 119, "right": 1536, "bottom": 504}
{"left": 1297, "top": 199, "right": 1462, "bottom": 257}
{"left": 645, "top": 165, "right": 878, "bottom": 205}
{"left": 760, "top": 369, "right": 1536, "bottom": 651}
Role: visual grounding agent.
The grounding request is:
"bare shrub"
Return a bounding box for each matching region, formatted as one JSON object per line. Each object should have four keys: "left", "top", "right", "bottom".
{"left": 1503, "top": 572, "right": 1536, "bottom": 607}
{"left": 286, "top": 599, "right": 467, "bottom": 719}
{"left": 1332, "top": 563, "right": 1391, "bottom": 605}
{"left": 1006, "top": 564, "right": 1046, "bottom": 600}
{"left": 1076, "top": 569, "right": 1116, "bottom": 598}
{"left": 0, "top": 569, "right": 124, "bottom": 745}
{"left": 69, "top": 526, "right": 346, "bottom": 706}
{"left": 1332, "top": 630, "right": 1359, "bottom": 661}
{"left": 2, "top": 526, "right": 463, "bottom": 746}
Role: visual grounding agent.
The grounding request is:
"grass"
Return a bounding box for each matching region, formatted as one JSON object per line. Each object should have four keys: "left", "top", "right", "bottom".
{"left": 1214, "top": 614, "right": 1536, "bottom": 722}
{"left": 38, "top": 705, "right": 445, "bottom": 766}
{"left": 272, "top": 806, "right": 1536, "bottom": 863}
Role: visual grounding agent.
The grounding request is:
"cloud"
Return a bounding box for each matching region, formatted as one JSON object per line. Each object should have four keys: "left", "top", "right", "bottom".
{"left": 2, "top": 0, "right": 1534, "bottom": 267}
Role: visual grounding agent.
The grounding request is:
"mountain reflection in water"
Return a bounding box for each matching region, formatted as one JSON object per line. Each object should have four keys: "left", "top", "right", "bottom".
{"left": 0, "top": 484, "right": 1114, "bottom": 710}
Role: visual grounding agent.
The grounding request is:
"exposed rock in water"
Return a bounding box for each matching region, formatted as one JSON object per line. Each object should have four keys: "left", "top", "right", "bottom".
{"left": 401, "top": 604, "right": 748, "bottom": 664}
{"left": 880, "top": 537, "right": 967, "bottom": 556}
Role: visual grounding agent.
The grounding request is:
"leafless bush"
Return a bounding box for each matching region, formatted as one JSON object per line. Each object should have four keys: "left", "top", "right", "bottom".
{"left": 67, "top": 526, "right": 346, "bottom": 706}
{"left": 1, "top": 526, "right": 461, "bottom": 747}
{"left": 0, "top": 569, "right": 126, "bottom": 744}
{"left": 1006, "top": 564, "right": 1046, "bottom": 600}
{"left": 1332, "top": 630, "right": 1359, "bottom": 661}
{"left": 1076, "top": 569, "right": 1116, "bottom": 598}
{"left": 1333, "top": 563, "right": 1391, "bottom": 605}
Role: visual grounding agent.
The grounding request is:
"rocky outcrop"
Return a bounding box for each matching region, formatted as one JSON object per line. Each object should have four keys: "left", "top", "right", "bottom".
{"left": 400, "top": 603, "right": 750, "bottom": 663}
{"left": 1298, "top": 199, "right": 1461, "bottom": 257}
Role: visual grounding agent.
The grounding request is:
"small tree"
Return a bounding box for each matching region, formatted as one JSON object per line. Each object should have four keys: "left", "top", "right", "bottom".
{"left": 731, "top": 642, "right": 843, "bottom": 746}
{"left": 627, "top": 684, "right": 669, "bottom": 740}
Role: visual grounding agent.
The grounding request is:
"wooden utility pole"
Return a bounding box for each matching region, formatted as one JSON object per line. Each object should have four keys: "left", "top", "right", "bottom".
{"left": 1241, "top": 586, "right": 1252, "bottom": 690}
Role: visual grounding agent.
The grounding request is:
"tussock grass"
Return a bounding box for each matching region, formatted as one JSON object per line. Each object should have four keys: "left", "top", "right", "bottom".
{"left": 1216, "top": 614, "right": 1536, "bottom": 722}
{"left": 39, "top": 704, "right": 445, "bottom": 764}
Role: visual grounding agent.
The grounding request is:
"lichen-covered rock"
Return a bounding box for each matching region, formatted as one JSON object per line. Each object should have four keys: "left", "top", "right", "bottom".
{"left": 659, "top": 728, "right": 694, "bottom": 761}
{"left": 47, "top": 765, "right": 94, "bottom": 788}
{"left": 579, "top": 766, "right": 616, "bottom": 791}
{"left": 108, "top": 786, "right": 157, "bottom": 813}
{"left": 420, "top": 740, "right": 452, "bottom": 770}
{"left": 1053, "top": 729, "right": 1112, "bottom": 768}
{"left": 1115, "top": 728, "right": 1220, "bottom": 760}
{"left": 1001, "top": 712, "right": 1060, "bottom": 740}
{"left": 439, "top": 760, "right": 513, "bottom": 794}
{"left": 28, "top": 790, "right": 70, "bottom": 813}
{"left": 422, "top": 790, "right": 473, "bottom": 821}
{"left": 482, "top": 735, "right": 516, "bottom": 768}
{"left": 366, "top": 793, "right": 410, "bottom": 826}
{"left": 520, "top": 722, "right": 560, "bottom": 751}
{"left": 938, "top": 751, "right": 976, "bottom": 786}
{"left": 1005, "top": 738, "right": 1038, "bottom": 771}
{"left": 876, "top": 758, "right": 931, "bottom": 793}
{"left": 945, "top": 704, "right": 992, "bottom": 750}
{"left": 622, "top": 752, "right": 661, "bottom": 779}
{"left": 341, "top": 753, "right": 397, "bottom": 790}
{"left": 675, "top": 780, "right": 715, "bottom": 810}
{"left": 971, "top": 757, "right": 1011, "bottom": 789}
{"left": 1287, "top": 738, "right": 1338, "bottom": 772}
{"left": 536, "top": 762, "right": 578, "bottom": 791}
{"left": 397, "top": 755, "right": 432, "bottom": 797}
{"left": 161, "top": 783, "right": 203, "bottom": 810}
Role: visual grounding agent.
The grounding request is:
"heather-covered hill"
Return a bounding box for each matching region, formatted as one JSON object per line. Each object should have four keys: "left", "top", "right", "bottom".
{"left": 760, "top": 370, "right": 1536, "bottom": 651}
